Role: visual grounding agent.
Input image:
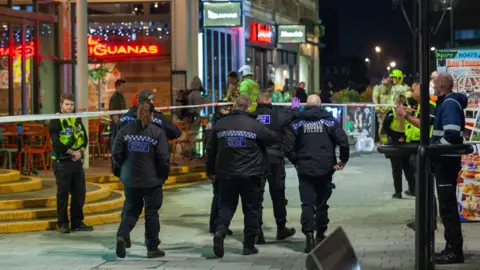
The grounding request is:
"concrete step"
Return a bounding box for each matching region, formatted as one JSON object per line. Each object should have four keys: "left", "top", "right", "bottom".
{"left": 101, "top": 172, "right": 207, "bottom": 191}
{"left": 0, "top": 177, "right": 42, "bottom": 194}
{"left": 85, "top": 165, "right": 205, "bottom": 184}
{"left": 0, "top": 180, "right": 111, "bottom": 210}
{"left": 0, "top": 191, "right": 124, "bottom": 221}
{"left": 0, "top": 209, "right": 123, "bottom": 233}
{"left": 0, "top": 170, "right": 21, "bottom": 183}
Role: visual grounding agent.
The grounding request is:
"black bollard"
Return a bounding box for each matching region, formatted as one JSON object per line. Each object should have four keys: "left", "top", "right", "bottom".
{"left": 416, "top": 0, "right": 434, "bottom": 269}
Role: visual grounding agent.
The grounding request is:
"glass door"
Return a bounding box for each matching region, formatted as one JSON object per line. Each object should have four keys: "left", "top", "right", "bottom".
{"left": 0, "top": 16, "right": 35, "bottom": 115}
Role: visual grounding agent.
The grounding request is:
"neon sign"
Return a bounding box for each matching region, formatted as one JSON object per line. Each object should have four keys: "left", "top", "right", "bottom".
{"left": 88, "top": 37, "right": 160, "bottom": 59}
{"left": 0, "top": 42, "right": 35, "bottom": 57}
{"left": 250, "top": 23, "right": 272, "bottom": 44}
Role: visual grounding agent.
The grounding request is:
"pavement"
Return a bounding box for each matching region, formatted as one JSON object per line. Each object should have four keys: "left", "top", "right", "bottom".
{"left": 0, "top": 153, "right": 480, "bottom": 270}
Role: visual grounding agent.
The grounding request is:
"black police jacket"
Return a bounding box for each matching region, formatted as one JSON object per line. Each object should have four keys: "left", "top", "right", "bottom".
{"left": 251, "top": 103, "right": 292, "bottom": 164}
{"left": 206, "top": 110, "right": 280, "bottom": 179}
{"left": 284, "top": 106, "right": 349, "bottom": 177}
{"left": 112, "top": 120, "right": 171, "bottom": 188}
{"left": 113, "top": 106, "right": 181, "bottom": 141}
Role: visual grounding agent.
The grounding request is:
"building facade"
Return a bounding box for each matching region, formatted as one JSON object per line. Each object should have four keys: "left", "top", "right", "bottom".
{"left": 0, "top": 0, "right": 321, "bottom": 116}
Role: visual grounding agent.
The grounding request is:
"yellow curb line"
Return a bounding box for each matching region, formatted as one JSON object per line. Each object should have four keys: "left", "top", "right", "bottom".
{"left": 0, "top": 183, "right": 112, "bottom": 210}
{"left": 0, "top": 177, "right": 42, "bottom": 194}
{"left": 0, "top": 170, "right": 21, "bottom": 183}
{"left": 102, "top": 178, "right": 207, "bottom": 191}
{"left": 0, "top": 191, "right": 125, "bottom": 221}
{"left": 85, "top": 165, "right": 205, "bottom": 184}
{"left": 0, "top": 210, "right": 123, "bottom": 234}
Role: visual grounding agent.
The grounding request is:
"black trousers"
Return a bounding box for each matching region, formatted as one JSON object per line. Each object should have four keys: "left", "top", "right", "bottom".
{"left": 433, "top": 157, "right": 463, "bottom": 253}
{"left": 410, "top": 154, "right": 438, "bottom": 219}
{"left": 209, "top": 181, "right": 239, "bottom": 233}
{"left": 117, "top": 185, "right": 163, "bottom": 251}
{"left": 298, "top": 174, "right": 333, "bottom": 235}
{"left": 214, "top": 176, "right": 262, "bottom": 248}
{"left": 53, "top": 159, "right": 86, "bottom": 228}
{"left": 258, "top": 161, "right": 287, "bottom": 229}
{"left": 389, "top": 155, "right": 415, "bottom": 193}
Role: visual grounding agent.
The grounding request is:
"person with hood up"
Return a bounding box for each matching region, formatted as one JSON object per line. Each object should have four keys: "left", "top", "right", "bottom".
{"left": 238, "top": 65, "right": 260, "bottom": 111}
{"left": 429, "top": 72, "right": 467, "bottom": 265}
{"left": 295, "top": 82, "right": 307, "bottom": 103}
{"left": 389, "top": 69, "right": 412, "bottom": 103}
{"left": 187, "top": 76, "right": 205, "bottom": 122}
{"left": 112, "top": 102, "right": 171, "bottom": 259}
{"left": 283, "top": 94, "right": 349, "bottom": 253}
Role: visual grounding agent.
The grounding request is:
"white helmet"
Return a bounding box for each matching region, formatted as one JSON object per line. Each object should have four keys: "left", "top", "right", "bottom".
{"left": 238, "top": 65, "right": 254, "bottom": 77}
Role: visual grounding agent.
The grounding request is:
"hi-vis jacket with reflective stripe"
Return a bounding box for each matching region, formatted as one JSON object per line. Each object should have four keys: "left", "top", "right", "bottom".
{"left": 431, "top": 92, "right": 467, "bottom": 145}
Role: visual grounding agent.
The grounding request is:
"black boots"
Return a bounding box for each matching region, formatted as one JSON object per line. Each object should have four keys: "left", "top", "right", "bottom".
{"left": 116, "top": 236, "right": 127, "bottom": 258}
{"left": 435, "top": 250, "right": 464, "bottom": 264}
{"left": 276, "top": 227, "right": 296, "bottom": 241}
{"left": 147, "top": 248, "right": 166, "bottom": 258}
{"left": 213, "top": 232, "right": 225, "bottom": 258}
{"left": 243, "top": 246, "right": 259, "bottom": 255}
{"left": 255, "top": 229, "right": 266, "bottom": 244}
{"left": 304, "top": 232, "right": 315, "bottom": 253}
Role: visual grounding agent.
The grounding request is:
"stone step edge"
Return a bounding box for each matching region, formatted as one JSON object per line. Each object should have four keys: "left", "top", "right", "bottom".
{"left": 0, "top": 183, "right": 112, "bottom": 210}
{"left": 103, "top": 175, "right": 207, "bottom": 191}
{"left": 88, "top": 172, "right": 207, "bottom": 185}
{"left": 0, "top": 191, "right": 124, "bottom": 221}
{"left": 86, "top": 166, "right": 205, "bottom": 184}
{"left": 0, "top": 181, "right": 204, "bottom": 233}
{"left": 0, "top": 170, "right": 21, "bottom": 184}
{"left": 0, "top": 210, "right": 123, "bottom": 234}
{"left": 0, "top": 177, "right": 43, "bottom": 194}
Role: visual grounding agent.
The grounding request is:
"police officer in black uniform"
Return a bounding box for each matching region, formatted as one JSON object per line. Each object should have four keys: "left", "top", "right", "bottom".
{"left": 112, "top": 102, "right": 171, "bottom": 259}
{"left": 206, "top": 95, "right": 279, "bottom": 258}
{"left": 284, "top": 94, "right": 349, "bottom": 253}
{"left": 252, "top": 91, "right": 296, "bottom": 243}
{"left": 49, "top": 93, "right": 93, "bottom": 233}
{"left": 205, "top": 104, "right": 234, "bottom": 235}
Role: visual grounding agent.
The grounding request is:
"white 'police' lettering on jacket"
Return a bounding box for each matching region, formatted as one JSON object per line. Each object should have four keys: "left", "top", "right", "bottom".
{"left": 303, "top": 122, "right": 324, "bottom": 134}
{"left": 292, "top": 119, "right": 335, "bottom": 130}
{"left": 217, "top": 130, "right": 257, "bottom": 148}
{"left": 256, "top": 115, "right": 271, "bottom": 125}
{"left": 124, "top": 135, "right": 158, "bottom": 153}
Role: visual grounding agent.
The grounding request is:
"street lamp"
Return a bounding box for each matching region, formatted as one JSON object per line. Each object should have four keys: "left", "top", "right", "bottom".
{"left": 375, "top": 46, "right": 381, "bottom": 53}
{"left": 365, "top": 58, "right": 370, "bottom": 63}
{"left": 390, "top": 61, "right": 397, "bottom": 68}
{"left": 431, "top": 46, "right": 436, "bottom": 51}
{"left": 387, "top": 66, "right": 391, "bottom": 71}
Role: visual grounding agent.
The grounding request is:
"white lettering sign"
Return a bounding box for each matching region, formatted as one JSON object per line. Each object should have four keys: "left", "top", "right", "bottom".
{"left": 207, "top": 10, "right": 238, "bottom": 20}
{"left": 280, "top": 31, "right": 304, "bottom": 38}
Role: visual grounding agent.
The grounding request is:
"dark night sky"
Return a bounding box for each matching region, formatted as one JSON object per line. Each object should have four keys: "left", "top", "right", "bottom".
{"left": 322, "top": 0, "right": 413, "bottom": 62}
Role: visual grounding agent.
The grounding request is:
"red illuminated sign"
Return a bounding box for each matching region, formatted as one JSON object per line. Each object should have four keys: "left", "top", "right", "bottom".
{"left": 250, "top": 22, "right": 272, "bottom": 44}
{"left": 88, "top": 37, "right": 160, "bottom": 59}
{"left": 0, "top": 42, "right": 35, "bottom": 57}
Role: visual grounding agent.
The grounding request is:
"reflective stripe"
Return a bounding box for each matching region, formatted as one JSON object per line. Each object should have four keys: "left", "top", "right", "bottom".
{"left": 432, "top": 130, "right": 444, "bottom": 136}
{"left": 440, "top": 138, "right": 450, "bottom": 145}
{"left": 443, "top": 124, "right": 461, "bottom": 131}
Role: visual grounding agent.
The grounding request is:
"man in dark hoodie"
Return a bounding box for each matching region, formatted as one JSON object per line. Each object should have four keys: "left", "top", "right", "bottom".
{"left": 283, "top": 94, "right": 349, "bottom": 253}
{"left": 252, "top": 91, "right": 296, "bottom": 244}
{"left": 430, "top": 73, "right": 467, "bottom": 265}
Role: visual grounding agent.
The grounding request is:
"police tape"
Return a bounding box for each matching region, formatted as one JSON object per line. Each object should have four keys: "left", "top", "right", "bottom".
{"left": 0, "top": 102, "right": 395, "bottom": 124}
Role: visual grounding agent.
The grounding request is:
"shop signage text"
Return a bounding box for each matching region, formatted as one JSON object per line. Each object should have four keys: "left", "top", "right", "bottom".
{"left": 203, "top": 2, "right": 242, "bottom": 27}
{"left": 277, "top": 25, "right": 306, "bottom": 44}
{"left": 0, "top": 43, "right": 35, "bottom": 57}
{"left": 88, "top": 37, "right": 160, "bottom": 58}
{"left": 250, "top": 22, "right": 273, "bottom": 44}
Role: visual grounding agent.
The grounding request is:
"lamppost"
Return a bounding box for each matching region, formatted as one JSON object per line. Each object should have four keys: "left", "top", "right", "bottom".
{"left": 390, "top": 61, "right": 397, "bottom": 68}
{"left": 375, "top": 46, "right": 382, "bottom": 60}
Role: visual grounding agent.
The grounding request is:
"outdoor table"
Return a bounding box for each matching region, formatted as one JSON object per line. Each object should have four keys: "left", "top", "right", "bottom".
{"left": 1, "top": 131, "right": 39, "bottom": 174}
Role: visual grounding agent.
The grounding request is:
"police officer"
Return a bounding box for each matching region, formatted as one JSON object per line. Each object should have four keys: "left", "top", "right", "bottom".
{"left": 252, "top": 91, "right": 296, "bottom": 244}
{"left": 113, "top": 88, "right": 181, "bottom": 143}
{"left": 49, "top": 93, "right": 93, "bottom": 233}
{"left": 238, "top": 65, "right": 260, "bottom": 112}
{"left": 395, "top": 81, "right": 437, "bottom": 230}
{"left": 430, "top": 73, "right": 467, "bottom": 264}
{"left": 205, "top": 104, "right": 233, "bottom": 235}
{"left": 284, "top": 94, "right": 349, "bottom": 253}
{"left": 207, "top": 95, "right": 279, "bottom": 258}
{"left": 383, "top": 94, "right": 415, "bottom": 199}
{"left": 112, "top": 102, "right": 171, "bottom": 259}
